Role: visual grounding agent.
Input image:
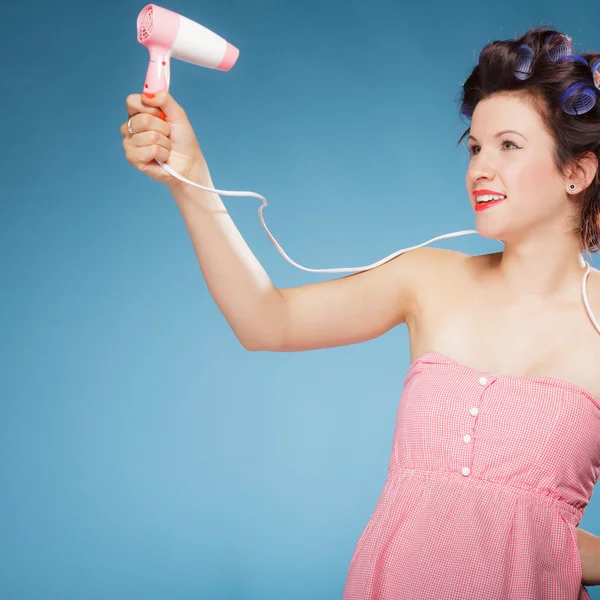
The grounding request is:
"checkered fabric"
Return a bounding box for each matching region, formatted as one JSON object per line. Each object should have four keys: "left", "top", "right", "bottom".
{"left": 343, "top": 352, "right": 600, "bottom": 599}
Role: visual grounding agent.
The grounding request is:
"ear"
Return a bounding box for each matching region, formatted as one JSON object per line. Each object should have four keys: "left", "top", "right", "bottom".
{"left": 566, "top": 151, "right": 599, "bottom": 192}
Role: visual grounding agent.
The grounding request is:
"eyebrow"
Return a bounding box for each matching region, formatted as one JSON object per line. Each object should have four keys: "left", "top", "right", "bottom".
{"left": 467, "top": 130, "right": 527, "bottom": 143}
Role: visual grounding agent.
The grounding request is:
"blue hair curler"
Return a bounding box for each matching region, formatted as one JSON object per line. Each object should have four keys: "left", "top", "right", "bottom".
{"left": 592, "top": 59, "right": 600, "bottom": 91}
{"left": 561, "top": 82, "right": 597, "bottom": 115}
{"left": 461, "top": 103, "right": 473, "bottom": 119}
{"left": 556, "top": 54, "right": 589, "bottom": 67}
{"left": 546, "top": 34, "right": 573, "bottom": 62}
{"left": 515, "top": 44, "right": 534, "bottom": 80}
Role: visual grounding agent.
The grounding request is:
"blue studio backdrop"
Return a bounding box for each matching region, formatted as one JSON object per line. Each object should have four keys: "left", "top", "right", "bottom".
{"left": 2, "top": 0, "right": 600, "bottom": 598}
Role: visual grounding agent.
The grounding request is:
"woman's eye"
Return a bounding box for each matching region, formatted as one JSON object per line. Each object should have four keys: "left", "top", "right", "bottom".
{"left": 468, "top": 141, "right": 520, "bottom": 156}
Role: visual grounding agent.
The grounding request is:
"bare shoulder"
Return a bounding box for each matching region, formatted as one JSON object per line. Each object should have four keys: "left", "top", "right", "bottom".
{"left": 401, "top": 246, "right": 476, "bottom": 291}
{"left": 405, "top": 248, "right": 498, "bottom": 323}
{"left": 395, "top": 246, "right": 475, "bottom": 321}
{"left": 398, "top": 246, "right": 471, "bottom": 276}
{"left": 587, "top": 264, "right": 600, "bottom": 324}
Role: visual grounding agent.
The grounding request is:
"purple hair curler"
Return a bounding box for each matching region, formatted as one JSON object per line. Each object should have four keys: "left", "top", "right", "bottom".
{"left": 547, "top": 34, "right": 573, "bottom": 62}
{"left": 515, "top": 44, "right": 534, "bottom": 80}
{"left": 591, "top": 59, "right": 600, "bottom": 91}
{"left": 556, "top": 54, "right": 589, "bottom": 67}
{"left": 561, "top": 82, "right": 597, "bottom": 115}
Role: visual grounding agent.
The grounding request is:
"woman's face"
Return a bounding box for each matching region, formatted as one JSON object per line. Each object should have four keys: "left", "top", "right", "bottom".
{"left": 465, "top": 93, "right": 570, "bottom": 244}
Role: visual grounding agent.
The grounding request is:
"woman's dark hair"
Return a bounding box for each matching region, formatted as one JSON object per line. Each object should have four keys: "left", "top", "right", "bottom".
{"left": 458, "top": 26, "right": 600, "bottom": 253}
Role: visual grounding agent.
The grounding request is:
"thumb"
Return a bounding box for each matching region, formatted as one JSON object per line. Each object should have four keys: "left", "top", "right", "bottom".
{"left": 141, "top": 89, "right": 187, "bottom": 121}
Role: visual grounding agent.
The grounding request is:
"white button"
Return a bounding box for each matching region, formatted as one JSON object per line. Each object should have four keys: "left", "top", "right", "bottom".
{"left": 463, "top": 434, "right": 471, "bottom": 443}
{"left": 470, "top": 407, "right": 479, "bottom": 416}
{"left": 462, "top": 467, "right": 471, "bottom": 476}
{"left": 479, "top": 376, "right": 488, "bottom": 385}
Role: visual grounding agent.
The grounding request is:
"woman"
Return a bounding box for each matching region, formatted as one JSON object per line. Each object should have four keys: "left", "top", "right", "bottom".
{"left": 121, "top": 26, "right": 600, "bottom": 599}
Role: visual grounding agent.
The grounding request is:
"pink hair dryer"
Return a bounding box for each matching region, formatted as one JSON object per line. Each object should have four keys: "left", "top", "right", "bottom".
{"left": 136, "top": 4, "right": 239, "bottom": 93}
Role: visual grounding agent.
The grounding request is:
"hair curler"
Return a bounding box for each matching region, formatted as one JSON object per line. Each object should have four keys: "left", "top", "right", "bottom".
{"left": 546, "top": 33, "right": 573, "bottom": 63}
{"left": 514, "top": 44, "right": 534, "bottom": 80}
{"left": 136, "top": 4, "right": 239, "bottom": 93}
{"left": 591, "top": 59, "right": 600, "bottom": 91}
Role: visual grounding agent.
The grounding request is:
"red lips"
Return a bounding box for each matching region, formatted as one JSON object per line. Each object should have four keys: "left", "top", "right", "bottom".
{"left": 473, "top": 189, "right": 507, "bottom": 212}
{"left": 473, "top": 189, "right": 506, "bottom": 197}
{"left": 475, "top": 199, "right": 505, "bottom": 211}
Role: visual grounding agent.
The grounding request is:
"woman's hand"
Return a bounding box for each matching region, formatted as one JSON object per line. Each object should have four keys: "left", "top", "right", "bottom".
{"left": 120, "top": 90, "right": 211, "bottom": 191}
{"left": 577, "top": 528, "right": 600, "bottom": 587}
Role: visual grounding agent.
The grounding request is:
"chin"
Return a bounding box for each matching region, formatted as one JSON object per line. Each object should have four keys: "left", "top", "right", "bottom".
{"left": 475, "top": 223, "right": 508, "bottom": 242}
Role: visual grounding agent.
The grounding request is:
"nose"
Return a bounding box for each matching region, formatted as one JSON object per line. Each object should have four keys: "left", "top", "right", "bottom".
{"left": 467, "top": 148, "right": 497, "bottom": 185}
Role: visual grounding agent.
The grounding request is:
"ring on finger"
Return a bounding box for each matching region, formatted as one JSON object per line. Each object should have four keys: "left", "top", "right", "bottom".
{"left": 127, "top": 117, "right": 138, "bottom": 136}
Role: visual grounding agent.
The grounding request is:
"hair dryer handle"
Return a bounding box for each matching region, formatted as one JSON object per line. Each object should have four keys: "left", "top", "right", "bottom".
{"left": 144, "top": 56, "right": 170, "bottom": 94}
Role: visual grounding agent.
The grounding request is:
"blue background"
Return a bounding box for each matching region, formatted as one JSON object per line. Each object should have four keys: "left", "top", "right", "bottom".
{"left": 3, "top": 0, "right": 600, "bottom": 598}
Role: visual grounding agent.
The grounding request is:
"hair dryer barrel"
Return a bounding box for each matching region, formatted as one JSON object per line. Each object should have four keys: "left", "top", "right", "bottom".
{"left": 136, "top": 4, "right": 239, "bottom": 93}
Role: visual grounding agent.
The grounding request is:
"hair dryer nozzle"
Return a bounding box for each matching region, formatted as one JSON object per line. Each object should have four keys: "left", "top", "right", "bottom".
{"left": 136, "top": 4, "right": 239, "bottom": 93}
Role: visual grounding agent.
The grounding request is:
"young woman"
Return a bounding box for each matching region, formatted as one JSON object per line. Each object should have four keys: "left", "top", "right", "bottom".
{"left": 121, "top": 26, "right": 600, "bottom": 600}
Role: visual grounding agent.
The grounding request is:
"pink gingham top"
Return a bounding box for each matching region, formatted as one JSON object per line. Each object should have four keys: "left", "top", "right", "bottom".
{"left": 343, "top": 264, "right": 600, "bottom": 599}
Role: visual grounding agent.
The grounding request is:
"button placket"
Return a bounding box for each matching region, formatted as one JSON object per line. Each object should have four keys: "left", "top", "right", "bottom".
{"left": 462, "top": 375, "right": 490, "bottom": 477}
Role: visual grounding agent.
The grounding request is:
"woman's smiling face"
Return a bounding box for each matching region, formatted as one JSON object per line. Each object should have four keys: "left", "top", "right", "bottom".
{"left": 465, "top": 93, "right": 571, "bottom": 244}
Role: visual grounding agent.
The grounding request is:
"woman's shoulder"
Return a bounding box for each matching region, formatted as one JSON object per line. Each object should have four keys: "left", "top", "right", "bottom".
{"left": 406, "top": 247, "right": 498, "bottom": 282}
{"left": 402, "top": 246, "right": 477, "bottom": 270}
{"left": 586, "top": 263, "right": 600, "bottom": 329}
{"left": 405, "top": 249, "right": 500, "bottom": 321}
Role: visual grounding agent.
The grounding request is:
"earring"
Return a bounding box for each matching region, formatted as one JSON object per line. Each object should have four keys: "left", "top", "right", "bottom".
{"left": 569, "top": 183, "right": 576, "bottom": 191}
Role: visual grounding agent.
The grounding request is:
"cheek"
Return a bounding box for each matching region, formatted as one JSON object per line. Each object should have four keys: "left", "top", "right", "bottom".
{"left": 517, "top": 158, "right": 552, "bottom": 187}
{"left": 510, "top": 158, "right": 565, "bottom": 217}
{"left": 512, "top": 158, "right": 559, "bottom": 201}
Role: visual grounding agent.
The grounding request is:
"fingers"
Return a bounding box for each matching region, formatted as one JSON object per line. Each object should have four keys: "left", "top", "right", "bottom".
{"left": 123, "top": 141, "right": 171, "bottom": 167}
{"left": 121, "top": 90, "right": 188, "bottom": 171}
{"left": 139, "top": 89, "right": 188, "bottom": 122}
{"left": 126, "top": 93, "right": 163, "bottom": 120}
{"left": 127, "top": 128, "right": 172, "bottom": 152}
{"left": 120, "top": 112, "right": 171, "bottom": 139}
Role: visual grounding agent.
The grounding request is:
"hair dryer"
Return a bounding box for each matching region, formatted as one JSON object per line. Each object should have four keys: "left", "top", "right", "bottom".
{"left": 136, "top": 4, "right": 239, "bottom": 93}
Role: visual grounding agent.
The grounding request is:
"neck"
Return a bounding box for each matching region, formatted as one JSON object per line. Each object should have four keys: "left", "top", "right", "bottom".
{"left": 492, "top": 236, "right": 587, "bottom": 303}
